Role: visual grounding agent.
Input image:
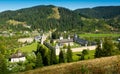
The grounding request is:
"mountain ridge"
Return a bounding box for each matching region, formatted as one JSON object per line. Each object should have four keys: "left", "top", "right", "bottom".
{"left": 75, "top": 6, "right": 120, "bottom": 19}
{"left": 0, "top": 5, "right": 120, "bottom": 33}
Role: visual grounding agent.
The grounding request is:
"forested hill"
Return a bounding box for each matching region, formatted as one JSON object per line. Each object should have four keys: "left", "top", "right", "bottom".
{"left": 0, "top": 5, "right": 120, "bottom": 33}
{"left": 74, "top": 6, "right": 120, "bottom": 19}
{"left": 0, "top": 5, "right": 84, "bottom": 32}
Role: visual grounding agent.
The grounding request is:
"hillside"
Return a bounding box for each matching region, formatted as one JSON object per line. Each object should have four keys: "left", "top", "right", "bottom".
{"left": 0, "top": 5, "right": 120, "bottom": 32}
{"left": 19, "top": 55, "right": 120, "bottom": 74}
{"left": 75, "top": 6, "right": 120, "bottom": 19}
{"left": 0, "top": 5, "right": 83, "bottom": 32}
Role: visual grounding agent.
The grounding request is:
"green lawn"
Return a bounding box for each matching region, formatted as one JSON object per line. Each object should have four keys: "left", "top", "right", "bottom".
{"left": 79, "top": 34, "right": 120, "bottom": 38}
{"left": 72, "top": 50, "right": 95, "bottom": 61}
{"left": 17, "top": 42, "right": 38, "bottom": 53}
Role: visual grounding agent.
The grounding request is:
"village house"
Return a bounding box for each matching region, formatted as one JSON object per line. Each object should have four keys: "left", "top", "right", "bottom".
{"left": 10, "top": 50, "right": 26, "bottom": 63}
{"left": 118, "top": 38, "right": 120, "bottom": 42}
{"left": 18, "top": 38, "right": 34, "bottom": 43}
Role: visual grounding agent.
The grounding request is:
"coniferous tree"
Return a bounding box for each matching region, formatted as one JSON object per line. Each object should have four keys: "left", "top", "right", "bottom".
{"left": 50, "top": 49, "right": 57, "bottom": 65}
{"left": 82, "top": 49, "right": 88, "bottom": 55}
{"left": 80, "top": 54, "right": 85, "bottom": 60}
{"left": 66, "top": 44, "right": 72, "bottom": 62}
{"left": 117, "top": 42, "right": 120, "bottom": 50}
{"left": 95, "top": 43, "right": 102, "bottom": 58}
{"left": 44, "top": 50, "right": 51, "bottom": 66}
{"left": 35, "top": 44, "right": 50, "bottom": 66}
{"left": 35, "top": 52, "right": 43, "bottom": 68}
{"left": 80, "top": 49, "right": 88, "bottom": 60}
{"left": 59, "top": 50, "right": 65, "bottom": 63}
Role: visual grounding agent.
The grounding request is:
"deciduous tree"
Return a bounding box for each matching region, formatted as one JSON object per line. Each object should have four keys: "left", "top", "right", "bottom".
{"left": 0, "top": 53, "right": 8, "bottom": 74}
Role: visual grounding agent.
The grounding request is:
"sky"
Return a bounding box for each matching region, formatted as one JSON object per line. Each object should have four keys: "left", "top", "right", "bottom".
{"left": 0, "top": 0, "right": 120, "bottom": 12}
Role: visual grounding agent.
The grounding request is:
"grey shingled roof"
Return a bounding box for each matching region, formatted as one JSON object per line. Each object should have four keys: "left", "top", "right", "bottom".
{"left": 58, "top": 39, "right": 73, "bottom": 43}
{"left": 10, "top": 50, "right": 25, "bottom": 58}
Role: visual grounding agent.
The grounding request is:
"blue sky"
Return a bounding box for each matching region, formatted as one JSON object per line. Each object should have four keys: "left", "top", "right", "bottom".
{"left": 0, "top": 0, "right": 120, "bottom": 12}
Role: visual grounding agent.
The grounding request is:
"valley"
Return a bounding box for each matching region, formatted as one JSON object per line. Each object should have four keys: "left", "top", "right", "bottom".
{"left": 0, "top": 4, "right": 120, "bottom": 74}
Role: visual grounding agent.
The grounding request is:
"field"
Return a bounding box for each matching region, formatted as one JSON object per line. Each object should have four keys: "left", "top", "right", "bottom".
{"left": 18, "top": 42, "right": 38, "bottom": 53}
{"left": 73, "top": 50, "right": 95, "bottom": 61}
{"left": 19, "top": 55, "right": 120, "bottom": 74}
{"left": 79, "top": 33, "right": 120, "bottom": 38}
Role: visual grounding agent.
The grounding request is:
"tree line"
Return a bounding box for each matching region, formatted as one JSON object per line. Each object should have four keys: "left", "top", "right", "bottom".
{"left": 95, "top": 38, "right": 120, "bottom": 58}
{"left": 34, "top": 43, "right": 73, "bottom": 68}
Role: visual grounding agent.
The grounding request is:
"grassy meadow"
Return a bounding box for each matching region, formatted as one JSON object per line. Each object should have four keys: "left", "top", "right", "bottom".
{"left": 73, "top": 50, "right": 95, "bottom": 61}
{"left": 79, "top": 33, "right": 120, "bottom": 38}
{"left": 17, "top": 42, "right": 38, "bottom": 53}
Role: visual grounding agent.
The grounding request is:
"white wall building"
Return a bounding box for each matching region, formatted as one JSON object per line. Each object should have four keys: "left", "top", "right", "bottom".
{"left": 10, "top": 50, "right": 26, "bottom": 63}
{"left": 11, "top": 57, "right": 26, "bottom": 63}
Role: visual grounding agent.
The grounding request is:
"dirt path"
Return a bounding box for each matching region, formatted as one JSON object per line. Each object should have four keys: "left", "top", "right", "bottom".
{"left": 71, "top": 45, "right": 97, "bottom": 52}
{"left": 56, "top": 45, "right": 97, "bottom": 55}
